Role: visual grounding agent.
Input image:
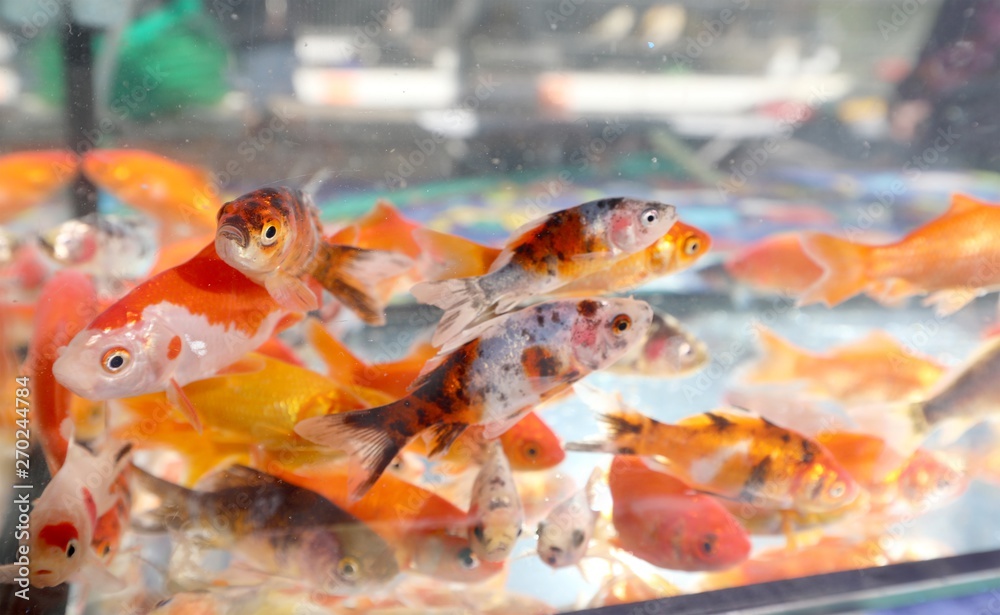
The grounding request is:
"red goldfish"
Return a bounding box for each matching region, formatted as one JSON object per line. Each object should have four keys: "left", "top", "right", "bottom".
{"left": 0, "top": 150, "right": 78, "bottom": 223}
{"left": 215, "top": 187, "right": 412, "bottom": 320}
{"left": 725, "top": 232, "right": 823, "bottom": 296}
{"left": 799, "top": 194, "right": 1000, "bottom": 315}
{"left": 609, "top": 456, "right": 751, "bottom": 571}
{"left": 410, "top": 197, "right": 676, "bottom": 347}
{"left": 296, "top": 297, "right": 653, "bottom": 499}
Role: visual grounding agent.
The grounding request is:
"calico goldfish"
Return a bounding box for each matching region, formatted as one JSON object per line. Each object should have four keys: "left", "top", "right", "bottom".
{"left": 52, "top": 243, "right": 289, "bottom": 430}
{"left": 81, "top": 149, "right": 220, "bottom": 231}
{"left": 0, "top": 150, "right": 78, "bottom": 223}
{"left": 608, "top": 311, "right": 708, "bottom": 377}
{"left": 410, "top": 197, "right": 676, "bottom": 348}
{"left": 608, "top": 456, "right": 751, "bottom": 571}
{"left": 133, "top": 464, "right": 399, "bottom": 594}
{"left": 467, "top": 442, "right": 524, "bottom": 562}
{"left": 799, "top": 194, "right": 1000, "bottom": 315}
{"left": 296, "top": 297, "right": 653, "bottom": 500}
{"left": 725, "top": 232, "right": 823, "bottom": 296}
{"left": 536, "top": 467, "right": 602, "bottom": 568}
{"left": 743, "top": 327, "right": 946, "bottom": 405}
{"left": 569, "top": 388, "right": 860, "bottom": 513}
{"left": 215, "top": 187, "right": 413, "bottom": 320}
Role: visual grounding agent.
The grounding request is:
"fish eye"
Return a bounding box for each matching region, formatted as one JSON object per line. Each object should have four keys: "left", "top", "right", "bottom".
{"left": 457, "top": 547, "right": 479, "bottom": 570}
{"left": 66, "top": 539, "right": 77, "bottom": 558}
{"left": 572, "top": 529, "right": 586, "bottom": 548}
{"left": 473, "top": 524, "right": 485, "bottom": 542}
{"left": 516, "top": 527, "right": 523, "bottom": 537}
{"left": 828, "top": 481, "right": 846, "bottom": 499}
{"left": 260, "top": 221, "right": 280, "bottom": 245}
{"left": 640, "top": 208, "right": 659, "bottom": 227}
{"left": 700, "top": 533, "right": 717, "bottom": 556}
{"left": 101, "top": 348, "right": 131, "bottom": 373}
{"left": 611, "top": 314, "right": 632, "bottom": 335}
{"left": 683, "top": 236, "right": 701, "bottom": 255}
{"left": 337, "top": 556, "right": 360, "bottom": 580}
{"left": 523, "top": 442, "right": 539, "bottom": 459}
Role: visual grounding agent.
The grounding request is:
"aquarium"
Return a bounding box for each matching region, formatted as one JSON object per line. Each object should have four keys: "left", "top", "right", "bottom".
{"left": 3, "top": 0, "right": 1000, "bottom": 613}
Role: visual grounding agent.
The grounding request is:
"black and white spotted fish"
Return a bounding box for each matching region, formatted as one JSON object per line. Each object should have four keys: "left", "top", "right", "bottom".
{"left": 468, "top": 442, "right": 524, "bottom": 562}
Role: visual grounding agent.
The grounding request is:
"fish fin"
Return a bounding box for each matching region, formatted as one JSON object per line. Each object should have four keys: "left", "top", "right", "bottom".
{"left": 481, "top": 411, "right": 532, "bottom": 440}
{"left": 264, "top": 272, "right": 319, "bottom": 312}
{"left": 130, "top": 465, "right": 194, "bottom": 531}
{"left": 923, "top": 288, "right": 979, "bottom": 317}
{"left": 433, "top": 310, "right": 516, "bottom": 357}
{"left": 573, "top": 382, "right": 627, "bottom": 416}
{"left": 798, "top": 233, "right": 872, "bottom": 307}
{"left": 868, "top": 278, "right": 920, "bottom": 307}
{"left": 75, "top": 549, "right": 126, "bottom": 592}
{"left": 167, "top": 379, "right": 203, "bottom": 434}
{"left": 311, "top": 243, "right": 413, "bottom": 325}
{"left": 412, "top": 228, "right": 502, "bottom": 281}
{"left": 409, "top": 277, "right": 492, "bottom": 348}
{"left": 743, "top": 326, "right": 803, "bottom": 383}
{"left": 294, "top": 402, "right": 416, "bottom": 501}
{"left": 217, "top": 353, "right": 268, "bottom": 376}
{"left": 846, "top": 401, "right": 929, "bottom": 456}
{"left": 425, "top": 422, "right": 469, "bottom": 457}
{"left": 944, "top": 193, "right": 988, "bottom": 217}
{"left": 304, "top": 318, "right": 368, "bottom": 383}
{"left": 327, "top": 223, "right": 359, "bottom": 246}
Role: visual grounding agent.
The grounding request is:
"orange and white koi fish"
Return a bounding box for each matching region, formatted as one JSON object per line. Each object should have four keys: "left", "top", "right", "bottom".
{"left": 410, "top": 197, "right": 676, "bottom": 347}
{"left": 0, "top": 150, "right": 78, "bottom": 223}
{"left": 215, "top": 187, "right": 412, "bottom": 320}
{"left": 800, "top": 194, "right": 1000, "bottom": 315}
{"left": 536, "top": 467, "right": 602, "bottom": 568}
{"left": 467, "top": 442, "right": 523, "bottom": 562}
{"left": 81, "top": 149, "right": 220, "bottom": 231}
{"left": 52, "top": 243, "right": 290, "bottom": 430}
{"left": 725, "top": 232, "right": 823, "bottom": 296}
{"left": 743, "top": 327, "right": 947, "bottom": 405}
{"left": 296, "top": 297, "right": 653, "bottom": 500}
{"left": 608, "top": 311, "right": 708, "bottom": 378}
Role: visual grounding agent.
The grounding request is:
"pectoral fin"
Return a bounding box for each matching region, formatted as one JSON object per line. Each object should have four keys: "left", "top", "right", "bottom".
{"left": 265, "top": 272, "right": 319, "bottom": 312}
{"left": 167, "top": 379, "right": 203, "bottom": 434}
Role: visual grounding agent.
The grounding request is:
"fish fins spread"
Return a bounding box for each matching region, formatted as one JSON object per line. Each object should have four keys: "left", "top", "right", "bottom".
{"left": 265, "top": 271, "right": 320, "bottom": 312}
{"left": 424, "top": 422, "right": 469, "bottom": 457}
{"left": 798, "top": 233, "right": 871, "bottom": 307}
{"left": 412, "top": 228, "right": 502, "bottom": 281}
{"left": 310, "top": 243, "right": 413, "bottom": 326}
{"left": 410, "top": 277, "right": 492, "bottom": 348}
{"left": 167, "top": 378, "right": 203, "bottom": 434}
{"left": 294, "top": 403, "right": 415, "bottom": 501}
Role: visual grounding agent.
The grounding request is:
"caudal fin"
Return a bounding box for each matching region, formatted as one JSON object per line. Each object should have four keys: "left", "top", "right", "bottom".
{"left": 412, "top": 228, "right": 503, "bottom": 281}
{"left": 310, "top": 244, "right": 413, "bottom": 326}
{"left": 410, "top": 277, "right": 492, "bottom": 348}
{"left": 798, "top": 233, "right": 871, "bottom": 307}
{"left": 566, "top": 410, "right": 650, "bottom": 455}
{"left": 294, "top": 403, "right": 415, "bottom": 500}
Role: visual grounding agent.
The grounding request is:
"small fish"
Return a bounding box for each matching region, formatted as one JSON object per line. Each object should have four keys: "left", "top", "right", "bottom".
{"left": 743, "top": 327, "right": 946, "bottom": 405}
{"left": 81, "top": 149, "right": 220, "bottom": 231}
{"left": 536, "top": 467, "right": 602, "bottom": 568}
{"left": 0, "top": 150, "right": 78, "bottom": 223}
{"left": 725, "top": 232, "right": 823, "bottom": 296}
{"left": 410, "top": 197, "right": 676, "bottom": 347}
{"left": 295, "top": 297, "right": 653, "bottom": 500}
{"left": 799, "top": 194, "right": 1000, "bottom": 315}
{"left": 38, "top": 213, "right": 159, "bottom": 286}
{"left": 569, "top": 388, "right": 860, "bottom": 513}
{"left": 52, "top": 243, "right": 290, "bottom": 431}
{"left": 132, "top": 464, "right": 399, "bottom": 594}
{"left": 468, "top": 442, "right": 524, "bottom": 562}
{"left": 215, "top": 187, "right": 413, "bottom": 321}
{"left": 608, "top": 456, "right": 751, "bottom": 571}
{"left": 608, "top": 311, "right": 708, "bottom": 377}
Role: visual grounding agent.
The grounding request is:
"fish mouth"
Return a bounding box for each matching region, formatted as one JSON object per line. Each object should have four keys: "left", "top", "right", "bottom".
{"left": 217, "top": 223, "right": 249, "bottom": 250}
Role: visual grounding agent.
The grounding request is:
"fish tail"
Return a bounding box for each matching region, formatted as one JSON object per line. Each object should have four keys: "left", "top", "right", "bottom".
{"left": 412, "top": 228, "right": 502, "bottom": 281}
{"left": 304, "top": 318, "right": 368, "bottom": 384}
{"left": 798, "top": 233, "right": 872, "bottom": 307}
{"left": 311, "top": 243, "right": 413, "bottom": 326}
{"left": 410, "top": 277, "right": 491, "bottom": 348}
{"left": 566, "top": 409, "right": 650, "bottom": 455}
{"left": 294, "top": 401, "right": 419, "bottom": 500}
{"left": 846, "top": 401, "right": 929, "bottom": 456}
{"left": 744, "top": 326, "right": 803, "bottom": 383}
{"left": 130, "top": 465, "right": 194, "bottom": 532}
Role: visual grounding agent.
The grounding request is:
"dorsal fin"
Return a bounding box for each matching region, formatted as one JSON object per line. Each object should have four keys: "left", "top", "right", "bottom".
{"left": 944, "top": 193, "right": 991, "bottom": 217}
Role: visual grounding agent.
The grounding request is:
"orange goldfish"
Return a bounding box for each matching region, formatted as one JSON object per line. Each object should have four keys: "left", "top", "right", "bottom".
{"left": 609, "top": 456, "right": 751, "bottom": 571}
{"left": 410, "top": 197, "right": 676, "bottom": 347}
{"left": 0, "top": 150, "right": 78, "bottom": 223}
{"left": 329, "top": 199, "right": 423, "bottom": 259}
{"left": 215, "top": 187, "right": 413, "bottom": 320}
{"left": 800, "top": 194, "right": 1000, "bottom": 315}
{"left": 296, "top": 298, "right": 653, "bottom": 500}
{"left": 725, "top": 232, "right": 823, "bottom": 296}
{"left": 81, "top": 149, "right": 220, "bottom": 231}
{"left": 743, "top": 327, "right": 946, "bottom": 405}
{"left": 569, "top": 388, "right": 860, "bottom": 513}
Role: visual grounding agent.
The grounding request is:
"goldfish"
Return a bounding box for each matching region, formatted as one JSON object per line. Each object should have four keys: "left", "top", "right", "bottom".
{"left": 38, "top": 213, "right": 159, "bottom": 293}
{"left": 586, "top": 564, "right": 683, "bottom": 608}
{"left": 743, "top": 327, "right": 946, "bottom": 405}
{"left": 608, "top": 456, "right": 751, "bottom": 571}
{"left": 215, "top": 187, "right": 413, "bottom": 320}
{"left": 536, "top": 467, "right": 602, "bottom": 568}
{"left": 467, "top": 442, "right": 524, "bottom": 562}
{"left": 328, "top": 200, "right": 423, "bottom": 259}
{"left": 568, "top": 388, "right": 860, "bottom": 513}
{"left": 607, "top": 311, "right": 708, "bottom": 377}
{"left": 296, "top": 297, "right": 652, "bottom": 499}
{"left": 0, "top": 150, "right": 78, "bottom": 223}
{"left": 413, "top": 227, "right": 503, "bottom": 282}
{"left": 725, "top": 232, "right": 823, "bottom": 296}
{"left": 52, "top": 243, "right": 289, "bottom": 430}
{"left": 799, "top": 194, "right": 1000, "bottom": 315}
{"left": 410, "top": 197, "right": 676, "bottom": 348}
{"left": 133, "top": 464, "right": 399, "bottom": 594}
{"left": 550, "top": 219, "right": 711, "bottom": 296}
{"left": 81, "top": 149, "right": 220, "bottom": 231}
